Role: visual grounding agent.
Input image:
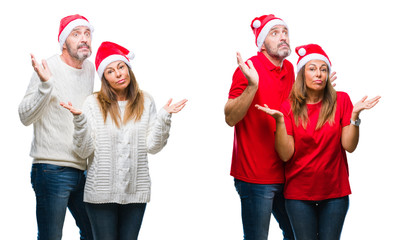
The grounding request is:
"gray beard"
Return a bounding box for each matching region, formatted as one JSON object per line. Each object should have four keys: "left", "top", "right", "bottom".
{"left": 266, "top": 47, "right": 291, "bottom": 61}
{"left": 66, "top": 43, "right": 91, "bottom": 61}
{"left": 265, "top": 41, "right": 291, "bottom": 61}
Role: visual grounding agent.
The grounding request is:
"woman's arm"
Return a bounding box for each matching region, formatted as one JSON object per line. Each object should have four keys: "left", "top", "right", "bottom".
{"left": 147, "top": 98, "right": 187, "bottom": 154}
{"left": 341, "top": 95, "right": 381, "bottom": 153}
{"left": 255, "top": 104, "right": 295, "bottom": 162}
{"left": 60, "top": 101, "right": 95, "bottom": 159}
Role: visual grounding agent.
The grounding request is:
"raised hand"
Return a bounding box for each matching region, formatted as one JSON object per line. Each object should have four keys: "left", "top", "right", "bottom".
{"left": 60, "top": 101, "right": 82, "bottom": 116}
{"left": 163, "top": 99, "right": 188, "bottom": 114}
{"left": 353, "top": 95, "right": 381, "bottom": 116}
{"left": 31, "top": 54, "right": 52, "bottom": 82}
{"left": 255, "top": 104, "right": 284, "bottom": 122}
{"left": 237, "top": 52, "right": 259, "bottom": 87}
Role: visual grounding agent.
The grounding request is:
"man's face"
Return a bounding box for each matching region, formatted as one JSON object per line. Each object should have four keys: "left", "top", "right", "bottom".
{"left": 64, "top": 26, "right": 92, "bottom": 61}
{"left": 262, "top": 25, "right": 291, "bottom": 60}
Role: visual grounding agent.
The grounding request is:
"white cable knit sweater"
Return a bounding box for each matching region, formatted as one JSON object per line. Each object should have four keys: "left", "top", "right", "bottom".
{"left": 73, "top": 93, "right": 171, "bottom": 204}
{"left": 18, "top": 55, "right": 94, "bottom": 170}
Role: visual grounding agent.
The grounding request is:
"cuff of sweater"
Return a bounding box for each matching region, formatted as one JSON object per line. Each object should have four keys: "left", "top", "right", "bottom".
{"left": 73, "top": 113, "right": 87, "bottom": 130}
{"left": 38, "top": 77, "right": 54, "bottom": 94}
{"left": 159, "top": 108, "right": 172, "bottom": 123}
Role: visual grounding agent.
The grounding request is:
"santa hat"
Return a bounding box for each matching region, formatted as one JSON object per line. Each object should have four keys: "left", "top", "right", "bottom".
{"left": 251, "top": 14, "right": 288, "bottom": 52}
{"left": 295, "top": 44, "right": 331, "bottom": 73}
{"left": 95, "top": 41, "right": 135, "bottom": 78}
{"left": 58, "top": 14, "right": 94, "bottom": 50}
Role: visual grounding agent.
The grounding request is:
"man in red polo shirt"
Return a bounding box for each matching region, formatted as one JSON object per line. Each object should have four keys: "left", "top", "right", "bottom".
{"left": 224, "top": 14, "right": 294, "bottom": 240}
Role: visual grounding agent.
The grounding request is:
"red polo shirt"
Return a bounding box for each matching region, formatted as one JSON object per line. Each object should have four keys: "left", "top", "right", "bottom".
{"left": 228, "top": 52, "right": 294, "bottom": 184}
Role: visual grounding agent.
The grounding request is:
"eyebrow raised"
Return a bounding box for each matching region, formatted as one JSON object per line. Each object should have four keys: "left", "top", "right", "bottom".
{"left": 71, "top": 26, "right": 91, "bottom": 33}
{"left": 308, "top": 62, "right": 328, "bottom": 67}
{"left": 117, "top": 62, "right": 125, "bottom": 67}
{"left": 105, "top": 61, "right": 125, "bottom": 71}
{"left": 270, "top": 26, "right": 288, "bottom": 31}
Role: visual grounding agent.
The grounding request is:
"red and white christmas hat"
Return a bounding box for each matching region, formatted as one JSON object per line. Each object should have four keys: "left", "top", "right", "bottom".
{"left": 251, "top": 14, "right": 288, "bottom": 52}
{"left": 58, "top": 14, "right": 94, "bottom": 50}
{"left": 295, "top": 44, "right": 331, "bottom": 73}
{"left": 95, "top": 41, "right": 135, "bottom": 78}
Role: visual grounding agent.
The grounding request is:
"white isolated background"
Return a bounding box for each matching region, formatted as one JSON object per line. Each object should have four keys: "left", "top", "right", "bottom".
{"left": 1, "top": 0, "right": 398, "bottom": 239}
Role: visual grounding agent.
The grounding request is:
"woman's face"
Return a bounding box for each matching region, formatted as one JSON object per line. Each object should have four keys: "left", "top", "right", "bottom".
{"left": 304, "top": 59, "right": 328, "bottom": 92}
{"left": 103, "top": 61, "right": 131, "bottom": 94}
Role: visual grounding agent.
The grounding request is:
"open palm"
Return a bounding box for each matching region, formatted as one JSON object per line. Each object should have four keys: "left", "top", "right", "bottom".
{"left": 237, "top": 52, "right": 259, "bottom": 87}
{"left": 353, "top": 96, "right": 381, "bottom": 114}
{"left": 255, "top": 104, "right": 283, "bottom": 121}
{"left": 60, "top": 101, "right": 82, "bottom": 115}
{"left": 163, "top": 99, "right": 188, "bottom": 114}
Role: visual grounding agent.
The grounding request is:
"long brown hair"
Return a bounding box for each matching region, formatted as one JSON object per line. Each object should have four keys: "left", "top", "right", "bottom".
{"left": 96, "top": 66, "right": 144, "bottom": 128}
{"left": 289, "top": 66, "right": 337, "bottom": 130}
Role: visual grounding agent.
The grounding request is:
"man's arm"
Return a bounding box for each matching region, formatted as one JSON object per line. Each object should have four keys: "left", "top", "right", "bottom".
{"left": 224, "top": 85, "right": 257, "bottom": 127}
{"left": 18, "top": 54, "right": 53, "bottom": 126}
{"left": 224, "top": 52, "right": 259, "bottom": 127}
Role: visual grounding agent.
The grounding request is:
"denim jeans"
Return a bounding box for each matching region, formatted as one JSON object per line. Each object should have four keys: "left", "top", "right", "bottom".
{"left": 85, "top": 202, "right": 147, "bottom": 240}
{"left": 234, "top": 179, "right": 294, "bottom": 240}
{"left": 31, "top": 163, "right": 93, "bottom": 240}
{"left": 285, "top": 196, "right": 349, "bottom": 240}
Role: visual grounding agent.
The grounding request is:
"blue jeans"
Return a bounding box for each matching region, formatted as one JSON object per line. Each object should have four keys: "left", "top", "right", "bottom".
{"left": 234, "top": 179, "right": 294, "bottom": 240}
{"left": 85, "top": 202, "right": 147, "bottom": 240}
{"left": 285, "top": 196, "right": 349, "bottom": 240}
{"left": 31, "top": 163, "right": 93, "bottom": 240}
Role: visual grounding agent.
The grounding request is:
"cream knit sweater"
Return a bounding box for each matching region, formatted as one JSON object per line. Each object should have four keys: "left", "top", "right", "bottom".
{"left": 18, "top": 55, "right": 94, "bottom": 170}
{"left": 73, "top": 93, "right": 171, "bottom": 204}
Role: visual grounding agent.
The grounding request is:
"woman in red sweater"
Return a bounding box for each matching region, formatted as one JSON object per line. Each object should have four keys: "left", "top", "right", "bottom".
{"left": 256, "top": 44, "right": 380, "bottom": 240}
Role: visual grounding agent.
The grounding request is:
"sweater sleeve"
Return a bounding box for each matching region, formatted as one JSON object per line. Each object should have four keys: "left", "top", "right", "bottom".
{"left": 72, "top": 99, "right": 96, "bottom": 159}
{"left": 146, "top": 99, "right": 172, "bottom": 154}
{"left": 18, "top": 73, "right": 54, "bottom": 126}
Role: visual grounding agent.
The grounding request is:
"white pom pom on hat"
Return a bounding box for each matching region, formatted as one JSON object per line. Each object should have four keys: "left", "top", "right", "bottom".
{"left": 298, "top": 48, "right": 306, "bottom": 56}
{"left": 252, "top": 20, "right": 261, "bottom": 29}
{"left": 126, "top": 51, "right": 135, "bottom": 60}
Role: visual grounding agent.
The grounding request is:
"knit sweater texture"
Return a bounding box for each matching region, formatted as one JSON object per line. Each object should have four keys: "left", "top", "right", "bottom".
{"left": 19, "top": 55, "right": 94, "bottom": 170}
{"left": 73, "top": 93, "right": 171, "bottom": 204}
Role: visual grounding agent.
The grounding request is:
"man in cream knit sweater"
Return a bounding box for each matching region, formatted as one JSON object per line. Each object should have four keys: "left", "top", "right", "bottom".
{"left": 19, "top": 14, "right": 95, "bottom": 240}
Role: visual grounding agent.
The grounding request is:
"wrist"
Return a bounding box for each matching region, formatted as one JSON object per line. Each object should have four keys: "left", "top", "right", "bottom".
{"left": 247, "top": 82, "right": 258, "bottom": 90}
{"left": 350, "top": 113, "right": 361, "bottom": 126}
{"left": 39, "top": 74, "right": 51, "bottom": 82}
{"left": 276, "top": 116, "right": 285, "bottom": 124}
{"left": 351, "top": 112, "right": 360, "bottom": 121}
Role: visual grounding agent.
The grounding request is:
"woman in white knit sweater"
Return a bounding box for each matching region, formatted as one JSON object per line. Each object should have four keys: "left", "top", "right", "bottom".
{"left": 61, "top": 41, "right": 187, "bottom": 240}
